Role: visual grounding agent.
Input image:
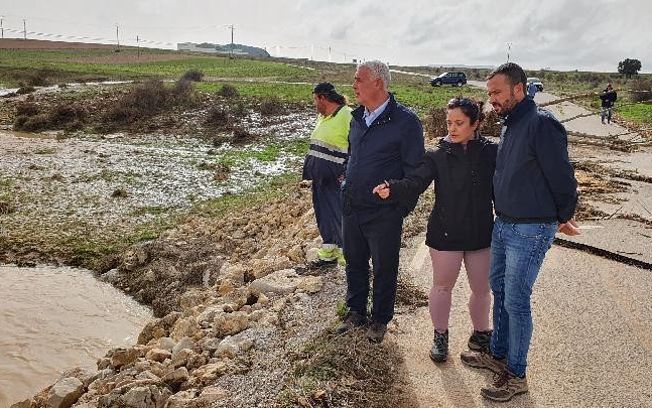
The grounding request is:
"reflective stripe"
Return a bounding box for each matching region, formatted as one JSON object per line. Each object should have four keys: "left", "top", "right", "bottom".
{"left": 310, "top": 138, "right": 348, "bottom": 154}
{"left": 308, "top": 149, "right": 346, "bottom": 164}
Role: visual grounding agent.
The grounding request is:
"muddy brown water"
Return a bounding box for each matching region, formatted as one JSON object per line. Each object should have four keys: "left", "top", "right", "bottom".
{"left": 0, "top": 265, "right": 151, "bottom": 407}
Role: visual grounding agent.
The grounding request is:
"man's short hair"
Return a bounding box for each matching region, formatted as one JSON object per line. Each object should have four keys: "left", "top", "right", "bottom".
{"left": 358, "top": 60, "right": 391, "bottom": 91}
{"left": 487, "top": 62, "right": 527, "bottom": 91}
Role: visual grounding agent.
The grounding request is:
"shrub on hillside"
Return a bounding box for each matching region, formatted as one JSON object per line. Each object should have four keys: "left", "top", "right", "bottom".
{"left": 217, "top": 84, "right": 239, "bottom": 98}
{"left": 102, "top": 79, "right": 196, "bottom": 125}
{"left": 630, "top": 78, "right": 652, "bottom": 102}
{"left": 257, "top": 96, "right": 287, "bottom": 115}
{"left": 181, "top": 69, "right": 204, "bottom": 82}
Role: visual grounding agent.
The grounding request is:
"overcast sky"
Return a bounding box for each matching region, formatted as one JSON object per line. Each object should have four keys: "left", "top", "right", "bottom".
{"left": 2, "top": 0, "right": 650, "bottom": 72}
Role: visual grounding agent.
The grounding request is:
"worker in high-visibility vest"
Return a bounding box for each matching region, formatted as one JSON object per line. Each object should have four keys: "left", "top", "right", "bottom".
{"left": 301, "top": 82, "right": 352, "bottom": 268}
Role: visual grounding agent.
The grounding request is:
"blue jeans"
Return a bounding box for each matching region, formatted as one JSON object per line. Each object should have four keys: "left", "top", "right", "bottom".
{"left": 489, "top": 217, "right": 557, "bottom": 377}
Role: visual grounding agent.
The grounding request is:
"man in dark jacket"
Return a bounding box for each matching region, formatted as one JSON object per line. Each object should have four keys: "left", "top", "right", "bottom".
{"left": 460, "top": 62, "right": 580, "bottom": 402}
{"left": 337, "top": 60, "right": 425, "bottom": 343}
{"left": 599, "top": 83, "right": 617, "bottom": 124}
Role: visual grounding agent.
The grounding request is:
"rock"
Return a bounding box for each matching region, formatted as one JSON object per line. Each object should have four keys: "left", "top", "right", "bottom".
{"left": 136, "top": 371, "right": 160, "bottom": 381}
{"left": 121, "top": 246, "right": 148, "bottom": 272}
{"left": 156, "top": 337, "right": 176, "bottom": 352}
{"left": 216, "top": 279, "right": 236, "bottom": 296}
{"left": 138, "top": 319, "right": 167, "bottom": 345}
{"left": 111, "top": 348, "right": 140, "bottom": 370}
{"left": 250, "top": 269, "right": 299, "bottom": 295}
{"left": 212, "top": 311, "right": 249, "bottom": 337}
{"left": 59, "top": 367, "right": 97, "bottom": 387}
{"left": 297, "top": 276, "right": 324, "bottom": 294}
{"left": 197, "top": 386, "right": 229, "bottom": 403}
{"left": 171, "top": 337, "right": 195, "bottom": 357}
{"left": 171, "top": 348, "right": 195, "bottom": 368}
{"left": 305, "top": 247, "right": 320, "bottom": 263}
{"left": 257, "top": 293, "right": 270, "bottom": 305}
{"left": 170, "top": 317, "right": 200, "bottom": 341}
{"left": 145, "top": 348, "right": 172, "bottom": 363}
{"left": 46, "top": 377, "right": 84, "bottom": 408}
{"left": 199, "top": 337, "right": 222, "bottom": 352}
{"left": 161, "top": 312, "right": 182, "bottom": 327}
{"left": 99, "top": 268, "right": 120, "bottom": 284}
{"left": 10, "top": 400, "right": 31, "bottom": 408}
{"left": 214, "top": 334, "right": 254, "bottom": 358}
{"left": 191, "top": 362, "right": 227, "bottom": 385}
{"left": 287, "top": 244, "right": 304, "bottom": 262}
{"left": 134, "top": 360, "right": 151, "bottom": 373}
{"left": 197, "top": 306, "right": 224, "bottom": 326}
{"left": 162, "top": 367, "right": 189, "bottom": 387}
{"left": 120, "top": 385, "right": 170, "bottom": 408}
{"left": 163, "top": 389, "right": 199, "bottom": 408}
{"left": 96, "top": 357, "right": 111, "bottom": 370}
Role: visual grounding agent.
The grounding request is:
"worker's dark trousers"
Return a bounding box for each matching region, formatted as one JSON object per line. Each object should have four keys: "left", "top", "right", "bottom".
{"left": 343, "top": 210, "right": 403, "bottom": 324}
{"left": 312, "top": 180, "right": 343, "bottom": 246}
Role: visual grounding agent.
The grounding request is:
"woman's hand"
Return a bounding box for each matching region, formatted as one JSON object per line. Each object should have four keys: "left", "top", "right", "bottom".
{"left": 372, "top": 182, "right": 390, "bottom": 199}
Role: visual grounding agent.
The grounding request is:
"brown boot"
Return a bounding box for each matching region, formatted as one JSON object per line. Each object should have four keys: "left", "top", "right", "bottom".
{"left": 336, "top": 311, "right": 367, "bottom": 334}
{"left": 365, "top": 322, "right": 387, "bottom": 343}
{"left": 481, "top": 370, "right": 529, "bottom": 402}
{"left": 460, "top": 350, "right": 507, "bottom": 374}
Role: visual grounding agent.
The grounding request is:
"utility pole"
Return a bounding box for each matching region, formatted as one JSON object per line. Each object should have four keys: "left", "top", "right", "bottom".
{"left": 506, "top": 42, "right": 512, "bottom": 62}
{"left": 136, "top": 35, "right": 140, "bottom": 58}
{"left": 228, "top": 24, "right": 234, "bottom": 59}
{"left": 1, "top": 16, "right": 4, "bottom": 39}
{"left": 23, "top": 19, "right": 26, "bottom": 40}
{"left": 328, "top": 46, "right": 332, "bottom": 63}
{"left": 115, "top": 24, "right": 120, "bottom": 51}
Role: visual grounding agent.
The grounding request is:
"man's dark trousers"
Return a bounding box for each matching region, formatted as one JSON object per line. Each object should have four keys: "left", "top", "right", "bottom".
{"left": 343, "top": 209, "right": 403, "bottom": 324}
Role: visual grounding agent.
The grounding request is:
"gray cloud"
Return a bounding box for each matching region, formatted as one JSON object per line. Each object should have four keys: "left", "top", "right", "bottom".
{"left": 2, "top": 0, "right": 650, "bottom": 71}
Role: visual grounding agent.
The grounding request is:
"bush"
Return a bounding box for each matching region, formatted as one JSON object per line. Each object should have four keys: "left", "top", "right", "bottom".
{"left": 205, "top": 105, "right": 231, "bottom": 128}
{"left": 181, "top": 69, "right": 204, "bottom": 82}
{"left": 16, "top": 114, "right": 50, "bottom": 132}
{"left": 423, "top": 107, "right": 446, "bottom": 139}
{"left": 171, "top": 79, "right": 197, "bottom": 104}
{"left": 257, "top": 96, "right": 287, "bottom": 115}
{"left": 103, "top": 80, "right": 171, "bottom": 125}
{"left": 50, "top": 104, "right": 86, "bottom": 127}
{"left": 217, "top": 84, "right": 239, "bottom": 98}
{"left": 15, "top": 102, "right": 39, "bottom": 117}
{"left": 630, "top": 78, "right": 652, "bottom": 103}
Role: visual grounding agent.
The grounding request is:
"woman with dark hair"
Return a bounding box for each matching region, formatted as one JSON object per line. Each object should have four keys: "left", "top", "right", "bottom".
{"left": 373, "top": 98, "right": 497, "bottom": 362}
{"left": 301, "top": 82, "right": 352, "bottom": 268}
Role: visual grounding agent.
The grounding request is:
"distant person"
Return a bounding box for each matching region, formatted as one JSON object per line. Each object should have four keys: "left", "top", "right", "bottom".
{"left": 372, "top": 97, "right": 497, "bottom": 362}
{"left": 599, "top": 83, "right": 617, "bottom": 124}
{"left": 301, "top": 83, "right": 352, "bottom": 268}
{"left": 460, "top": 62, "right": 580, "bottom": 403}
{"left": 527, "top": 81, "right": 538, "bottom": 100}
{"left": 337, "top": 61, "right": 424, "bottom": 343}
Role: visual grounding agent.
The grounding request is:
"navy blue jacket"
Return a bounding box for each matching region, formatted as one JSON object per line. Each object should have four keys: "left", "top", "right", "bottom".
{"left": 343, "top": 94, "right": 425, "bottom": 222}
{"left": 494, "top": 97, "right": 578, "bottom": 223}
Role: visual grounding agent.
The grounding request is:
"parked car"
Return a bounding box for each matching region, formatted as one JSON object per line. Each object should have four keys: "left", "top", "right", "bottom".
{"left": 527, "top": 77, "right": 544, "bottom": 92}
{"left": 430, "top": 72, "right": 467, "bottom": 87}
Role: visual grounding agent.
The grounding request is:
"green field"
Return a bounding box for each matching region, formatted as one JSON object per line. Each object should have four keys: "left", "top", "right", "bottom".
{"left": 0, "top": 48, "right": 314, "bottom": 87}
{"left": 618, "top": 102, "right": 652, "bottom": 125}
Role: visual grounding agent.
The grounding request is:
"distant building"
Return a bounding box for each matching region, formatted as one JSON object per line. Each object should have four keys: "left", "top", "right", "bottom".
{"left": 177, "top": 42, "right": 270, "bottom": 58}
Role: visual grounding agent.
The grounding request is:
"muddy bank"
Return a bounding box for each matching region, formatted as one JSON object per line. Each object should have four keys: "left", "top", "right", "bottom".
{"left": 13, "top": 179, "right": 432, "bottom": 408}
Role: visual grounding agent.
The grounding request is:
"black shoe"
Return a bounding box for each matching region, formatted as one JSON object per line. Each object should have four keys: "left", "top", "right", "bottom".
{"left": 309, "top": 258, "right": 338, "bottom": 269}
{"left": 366, "top": 322, "right": 387, "bottom": 343}
{"left": 429, "top": 330, "right": 449, "bottom": 362}
{"left": 468, "top": 330, "right": 492, "bottom": 352}
{"left": 336, "top": 311, "right": 368, "bottom": 334}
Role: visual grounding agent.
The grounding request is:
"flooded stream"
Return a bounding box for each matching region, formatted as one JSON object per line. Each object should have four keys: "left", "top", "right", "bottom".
{"left": 0, "top": 265, "right": 151, "bottom": 407}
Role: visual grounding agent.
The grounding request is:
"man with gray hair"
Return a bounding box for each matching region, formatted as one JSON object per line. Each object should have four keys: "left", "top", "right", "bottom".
{"left": 337, "top": 60, "right": 425, "bottom": 343}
